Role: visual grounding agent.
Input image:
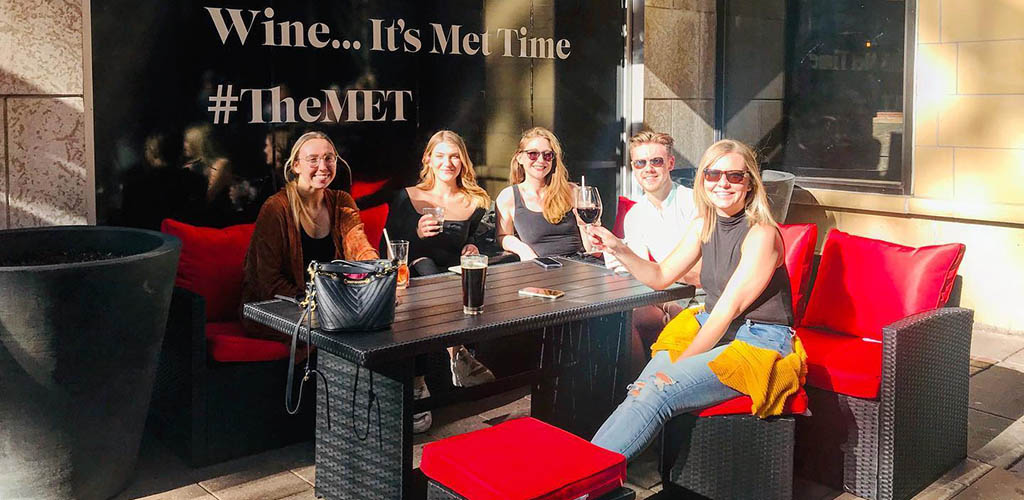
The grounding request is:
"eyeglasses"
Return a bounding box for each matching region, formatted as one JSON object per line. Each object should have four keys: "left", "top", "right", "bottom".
{"left": 523, "top": 150, "right": 555, "bottom": 162}
{"left": 703, "top": 169, "right": 748, "bottom": 183}
{"left": 631, "top": 157, "right": 666, "bottom": 169}
{"left": 301, "top": 154, "right": 337, "bottom": 166}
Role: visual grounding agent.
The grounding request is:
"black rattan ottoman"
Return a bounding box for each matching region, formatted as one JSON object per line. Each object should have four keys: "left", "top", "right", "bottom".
{"left": 660, "top": 390, "right": 807, "bottom": 500}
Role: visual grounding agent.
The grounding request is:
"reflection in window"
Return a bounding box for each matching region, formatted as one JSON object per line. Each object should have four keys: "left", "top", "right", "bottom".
{"left": 719, "top": 0, "right": 908, "bottom": 192}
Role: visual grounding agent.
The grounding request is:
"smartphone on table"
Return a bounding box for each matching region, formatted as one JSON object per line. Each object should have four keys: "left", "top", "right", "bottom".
{"left": 518, "top": 287, "right": 565, "bottom": 299}
{"left": 533, "top": 257, "right": 562, "bottom": 269}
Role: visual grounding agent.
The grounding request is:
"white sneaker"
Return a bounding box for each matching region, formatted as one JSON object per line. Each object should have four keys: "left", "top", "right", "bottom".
{"left": 450, "top": 346, "right": 496, "bottom": 388}
{"left": 412, "top": 376, "right": 432, "bottom": 434}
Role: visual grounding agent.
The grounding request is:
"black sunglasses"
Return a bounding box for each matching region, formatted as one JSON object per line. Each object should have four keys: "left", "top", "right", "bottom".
{"left": 630, "top": 157, "right": 666, "bottom": 169}
{"left": 523, "top": 150, "right": 555, "bottom": 162}
{"left": 703, "top": 169, "right": 748, "bottom": 183}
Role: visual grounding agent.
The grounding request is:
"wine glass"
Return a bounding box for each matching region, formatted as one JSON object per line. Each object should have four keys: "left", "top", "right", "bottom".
{"left": 575, "top": 186, "right": 602, "bottom": 226}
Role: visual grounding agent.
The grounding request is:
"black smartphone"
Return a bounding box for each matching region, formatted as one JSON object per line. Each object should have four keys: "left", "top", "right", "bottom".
{"left": 533, "top": 257, "right": 562, "bottom": 269}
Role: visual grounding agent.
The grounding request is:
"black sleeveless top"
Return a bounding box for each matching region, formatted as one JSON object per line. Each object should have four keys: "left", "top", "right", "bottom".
{"left": 700, "top": 212, "right": 793, "bottom": 328}
{"left": 382, "top": 188, "right": 486, "bottom": 269}
{"left": 301, "top": 227, "right": 336, "bottom": 271}
{"left": 512, "top": 185, "right": 584, "bottom": 257}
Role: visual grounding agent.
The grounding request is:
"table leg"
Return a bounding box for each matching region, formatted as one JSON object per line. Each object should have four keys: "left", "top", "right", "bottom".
{"left": 532, "top": 312, "right": 631, "bottom": 439}
{"left": 315, "top": 353, "right": 414, "bottom": 499}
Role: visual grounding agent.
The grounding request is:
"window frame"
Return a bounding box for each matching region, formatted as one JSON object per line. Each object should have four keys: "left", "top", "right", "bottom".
{"left": 714, "top": 0, "right": 917, "bottom": 195}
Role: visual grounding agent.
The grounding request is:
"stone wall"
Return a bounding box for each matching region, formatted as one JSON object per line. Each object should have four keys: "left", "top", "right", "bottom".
{"left": 640, "top": 0, "right": 716, "bottom": 171}
{"left": 0, "top": 0, "right": 89, "bottom": 228}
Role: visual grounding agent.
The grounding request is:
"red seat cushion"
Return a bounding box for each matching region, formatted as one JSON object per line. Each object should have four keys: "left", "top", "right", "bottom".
{"left": 359, "top": 204, "right": 389, "bottom": 250}
{"left": 801, "top": 229, "right": 965, "bottom": 341}
{"left": 421, "top": 417, "right": 626, "bottom": 500}
{"left": 161, "top": 219, "right": 255, "bottom": 322}
{"left": 693, "top": 387, "right": 808, "bottom": 417}
{"left": 778, "top": 224, "right": 817, "bottom": 327}
{"left": 206, "top": 321, "right": 290, "bottom": 362}
{"left": 797, "top": 326, "right": 882, "bottom": 399}
{"left": 612, "top": 196, "right": 637, "bottom": 239}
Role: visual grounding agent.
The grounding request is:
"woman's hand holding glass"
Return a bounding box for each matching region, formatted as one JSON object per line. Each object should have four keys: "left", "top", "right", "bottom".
{"left": 461, "top": 243, "right": 480, "bottom": 256}
{"left": 587, "top": 225, "right": 626, "bottom": 256}
{"left": 416, "top": 212, "right": 443, "bottom": 239}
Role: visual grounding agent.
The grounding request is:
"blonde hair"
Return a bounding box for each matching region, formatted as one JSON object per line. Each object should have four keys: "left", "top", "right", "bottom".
{"left": 694, "top": 139, "right": 777, "bottom": 242}
{"left": 508, "top": 127, "right": 573, "bottom": 224}
{"left": 628, "top": 130, "right": 674, "bottom": 152}
{"left": 416, "top": 130, "right": 491, "bottom": 209}
{"left": 283, "top": 131, "right": 348, "bottom": 233}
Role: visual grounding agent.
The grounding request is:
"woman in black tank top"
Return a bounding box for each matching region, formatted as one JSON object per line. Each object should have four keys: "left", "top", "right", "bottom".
{"left": 586, "top": 140, "right": 799, "bottom": 461}
{"left": 494, "top": 127, "right": 588, "bottom": 260}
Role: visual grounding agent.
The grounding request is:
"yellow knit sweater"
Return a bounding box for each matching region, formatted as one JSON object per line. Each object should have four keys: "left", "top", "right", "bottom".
{"left": 650, "top": 306, "right": 807, "bottom": 418}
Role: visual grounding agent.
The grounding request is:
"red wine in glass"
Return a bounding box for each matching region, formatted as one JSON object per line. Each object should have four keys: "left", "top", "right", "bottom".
{"left": 578, "top": 207, "right": 601, "bottom": 224}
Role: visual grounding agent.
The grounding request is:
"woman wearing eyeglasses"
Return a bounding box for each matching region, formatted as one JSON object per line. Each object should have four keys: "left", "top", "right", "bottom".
{"left": 494, "top": 127, "right": 589, "bottom": 260}
{"left": 242, "top": 131, "right": 378, "bottom": 342}
{"left": 586, "top": 139, "right": 802, "bottom": 461}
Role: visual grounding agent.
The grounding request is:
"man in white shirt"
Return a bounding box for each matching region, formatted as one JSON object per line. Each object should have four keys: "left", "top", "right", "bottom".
{"left": 607, "top": 131, "right": 699, "bottom": 372}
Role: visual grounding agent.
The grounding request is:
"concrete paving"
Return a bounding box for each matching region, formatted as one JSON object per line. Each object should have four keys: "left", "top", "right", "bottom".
{"left": 115, "top": 326, "right": 1024, "bottom": 499}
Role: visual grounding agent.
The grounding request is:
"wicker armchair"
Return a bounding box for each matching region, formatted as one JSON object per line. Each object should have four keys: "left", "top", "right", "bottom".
{"left": 793, "top": 230, "right": 972, "bottom": 500}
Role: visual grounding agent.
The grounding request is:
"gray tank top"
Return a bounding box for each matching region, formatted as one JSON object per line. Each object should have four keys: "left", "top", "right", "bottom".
{"left": 700, "top": 212, "right": 793, "bottom": 327}
{"left": 512, "top": 185, "right": 584, "bottom": 257}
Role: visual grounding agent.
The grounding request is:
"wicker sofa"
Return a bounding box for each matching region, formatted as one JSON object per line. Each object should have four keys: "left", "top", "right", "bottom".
{"left": 149, "top": 204, "right": 388, "bottom": 466}
{"left": 792, "top": 229, "right": 971, "bottom": 500}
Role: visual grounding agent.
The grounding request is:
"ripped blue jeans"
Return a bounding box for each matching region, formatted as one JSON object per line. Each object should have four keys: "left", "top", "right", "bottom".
{"left": 591, "top": 313, "right": 794, "bottom": 461}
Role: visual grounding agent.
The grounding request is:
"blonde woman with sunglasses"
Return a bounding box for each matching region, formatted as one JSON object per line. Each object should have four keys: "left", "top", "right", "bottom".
{"left": 494, "top": 127, "right": 590, "bottom": 260}
{"left": 586, "top": 140, "right": 802, "bottom": 461}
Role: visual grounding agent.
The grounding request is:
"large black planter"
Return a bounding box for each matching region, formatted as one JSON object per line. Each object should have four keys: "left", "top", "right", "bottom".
{"left": 0, "top": 226, "right": 180, "bottom": 500}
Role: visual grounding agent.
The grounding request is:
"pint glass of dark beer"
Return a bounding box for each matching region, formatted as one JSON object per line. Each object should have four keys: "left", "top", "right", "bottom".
{"left": 460, "top": 254, "right": 488, "bottom": 315}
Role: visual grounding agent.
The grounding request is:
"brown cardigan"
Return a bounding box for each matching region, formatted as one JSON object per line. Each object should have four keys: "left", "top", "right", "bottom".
{"left": 241, "top": 189, "right": 378, "bottom": 338}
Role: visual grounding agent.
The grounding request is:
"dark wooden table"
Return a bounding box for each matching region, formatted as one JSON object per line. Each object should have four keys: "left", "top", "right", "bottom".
{"left": 244, "top": 257, "right": 693, "bottom": 500}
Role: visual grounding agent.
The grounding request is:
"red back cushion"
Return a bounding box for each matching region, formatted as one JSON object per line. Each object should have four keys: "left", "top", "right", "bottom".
{"left": 160, "top": 219, "right": 255, "bottom": 322}
{"left": 421, "top": 417, "right": 626, "bottom": 500}
{"left": 802, "top": 229, "right": 965, "bottom": 340}
{"left": 359, "top": 204, "right": 389, "bottom": 250}
{"left": 778, "top": 224, "right": 818, "bottom": 327}
{"left": 350, "top": 179, "right": 389, "bottom": 200}
{"left": 612, "top": 196, "right": 637, "bottom": 239}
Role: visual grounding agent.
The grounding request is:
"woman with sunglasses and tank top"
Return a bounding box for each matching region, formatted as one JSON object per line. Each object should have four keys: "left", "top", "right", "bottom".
{"left": 494, "top": 127, "right": 590, "bottom": 260}
{"left": 585, "top": 139, "right": 802, "bottom": 462}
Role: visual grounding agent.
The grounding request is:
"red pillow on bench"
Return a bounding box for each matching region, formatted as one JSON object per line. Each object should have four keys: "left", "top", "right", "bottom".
{"left": 161, "top": 219, "right": 255, "bottom": 322}
{"left": 801, "top": 230, "right": 965, "bottom": 341}
{"left": 422, "top": 417, "right": 626, "bottom": 500}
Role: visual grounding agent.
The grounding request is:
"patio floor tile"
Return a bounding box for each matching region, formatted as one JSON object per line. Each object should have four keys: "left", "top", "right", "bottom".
{"left": 290, "top": 464, "right": 314, "bottom": 486}
{"left": 969, "top": 366, "right": 1024, "bottom": 420}
{"left": 999, "top": 348, "right": 1024, "bottom": 374}
{"left": 970, "top": 329, "right": 1024, "bottom": 364}
{"left": 130, "top": 484, "right": 215, "bottom": 500}
{"left": 207, "top": 471, "right": 311, "bottom": 500}
{"left": 968, "top": 409, "right": 1016, "bottom": 456}
{"left": 948, "top": 466, "right": 1024, "bottom": 499}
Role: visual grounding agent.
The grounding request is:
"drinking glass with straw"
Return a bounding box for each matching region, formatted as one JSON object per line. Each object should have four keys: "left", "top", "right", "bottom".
{"left": 384, "top": 229, "right": 410, "bottom": 288}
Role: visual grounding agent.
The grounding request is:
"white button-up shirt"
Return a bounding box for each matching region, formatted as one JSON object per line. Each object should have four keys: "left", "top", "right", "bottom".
{"left": 606, "top": 182, "right": 696, "bottom": 272}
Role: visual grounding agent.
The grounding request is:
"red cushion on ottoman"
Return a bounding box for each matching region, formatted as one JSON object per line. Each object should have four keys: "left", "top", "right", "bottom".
{"left": 160, "top": 219, "right": 255, "bottom": 322}
{"left": 693, "top": 388, "right": 808, "bottom": 417}
{"left": 421, "top": 417, "right": 626, "bottom": 500}
{"left": 798, "top": 327, "right": 882, "bottom": 399}
{"left": 206, "top": 321, "right": 290, "bottom": 362}
{"left": 801, "top": 229, "right": 965, "bottom": 341}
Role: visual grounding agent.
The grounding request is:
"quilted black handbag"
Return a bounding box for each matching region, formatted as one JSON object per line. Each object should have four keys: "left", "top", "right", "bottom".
{"left": 285, "top": 259, "right": 397, "bottom": 433}
{"left": 305, "top": 259, "right": 398, "bottom": 332}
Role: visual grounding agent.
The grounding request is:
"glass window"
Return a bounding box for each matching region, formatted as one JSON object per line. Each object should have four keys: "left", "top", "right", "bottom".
{"left": 718, "top": 0, "right": 911, "bottom": 193}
